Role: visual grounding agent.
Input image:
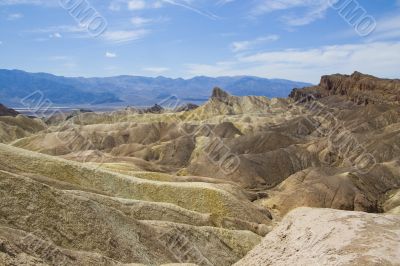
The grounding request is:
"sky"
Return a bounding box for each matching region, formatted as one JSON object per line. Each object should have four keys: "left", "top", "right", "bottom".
{"left": 0, "top": 0, "right": 399, "bottom": 83}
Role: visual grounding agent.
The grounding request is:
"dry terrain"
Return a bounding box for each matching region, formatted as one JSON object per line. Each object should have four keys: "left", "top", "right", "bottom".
{"left": 0, "top": 72, "right": 399, "bottom": 265}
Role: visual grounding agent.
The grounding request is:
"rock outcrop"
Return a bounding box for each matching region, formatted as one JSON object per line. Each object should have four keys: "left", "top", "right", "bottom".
{"left": 235, "top": 207, "right": 400, "bottom": 266}
{"left": 0, "top": 103, "right": 19, "bottom": 117}
{"left": 290, "top": 71, "right": 400, "bottom": 105}
{"left": 186, "top": 87, "right": 280, "bottom": 120}
{"left": 211, "top": 87, "right": 230, "bottom": 100}
{"left": 174, "top": 103, "right": 199, "bottom": 112}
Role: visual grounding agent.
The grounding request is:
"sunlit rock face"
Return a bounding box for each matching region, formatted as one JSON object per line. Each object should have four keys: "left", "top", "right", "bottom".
{"left": 235, "top": 208, "right": 400, "bottom": 266}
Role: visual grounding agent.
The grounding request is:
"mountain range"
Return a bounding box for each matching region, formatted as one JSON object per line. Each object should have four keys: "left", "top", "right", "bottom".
{"left": 0, "top": 69, "right": 311, "bottom": 107}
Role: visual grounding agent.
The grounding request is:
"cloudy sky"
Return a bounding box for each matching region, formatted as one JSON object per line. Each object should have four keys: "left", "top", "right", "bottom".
{"left": 0, "top": 0, "right": 399, "bottom": 82}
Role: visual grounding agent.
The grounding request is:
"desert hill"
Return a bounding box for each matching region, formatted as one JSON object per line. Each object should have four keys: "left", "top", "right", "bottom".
{"left": 10, "top": 82, "right": 400, "bottom": 215}
{"left": 0, "top": 143, "right": 269, "bottom": 265}
{"left": 0, "top": 105, "right": 45, "bottom": 143}
{"left": 0, "top": 72, "right": 399, "bottom": 265}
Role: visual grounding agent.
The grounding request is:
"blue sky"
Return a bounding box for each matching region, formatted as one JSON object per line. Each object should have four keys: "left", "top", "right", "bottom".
{"left": 0, "top": 0, "right": 399, "bottom": 83}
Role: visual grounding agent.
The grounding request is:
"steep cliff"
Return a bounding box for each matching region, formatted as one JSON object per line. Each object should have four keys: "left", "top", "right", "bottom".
{"left": 290, "top": 71, "right": 400, "bottom": 105}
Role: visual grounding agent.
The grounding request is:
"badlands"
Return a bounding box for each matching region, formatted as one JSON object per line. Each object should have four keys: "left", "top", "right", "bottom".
{"left": 0, "top": 72, "right": 399, "bottom": 265}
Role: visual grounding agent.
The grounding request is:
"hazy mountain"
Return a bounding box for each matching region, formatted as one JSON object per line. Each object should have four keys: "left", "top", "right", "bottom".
{"left": 0, "top": 69, "right": 312, "bottom": 107}
{"left": 0, "top": 70, "right": 121, "bottom": 106}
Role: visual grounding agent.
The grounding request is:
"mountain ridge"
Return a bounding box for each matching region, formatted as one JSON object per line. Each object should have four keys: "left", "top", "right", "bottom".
{"left": 289, "top": 71, "right": 400, "bottom": 105}
{"left": 0, "top": 69, "right": 312, "bottom": 107}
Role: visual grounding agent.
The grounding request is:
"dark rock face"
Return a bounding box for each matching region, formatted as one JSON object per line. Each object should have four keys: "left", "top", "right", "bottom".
{"left": 66, "top": 109, "right": 94, "bottom": 120}
{"left": 290, "top": 72, "right": 400, "bottom": 105}
{"left": 288, "top": 87, "right": 325, "bottom": 103}
{"left": 0, "top": 104, "right": 19, "bottom": 117}
{"left": 212, "top": 87, "right": 231, "bottom": 100}
{"left": 175, "top": 103, "right": 199, "bottom": 112}
{"left": 124, "top": 104, "right": 165, "bottom": 114}
{"left": 144, "top": 104, "right": 164, "bottom": 114}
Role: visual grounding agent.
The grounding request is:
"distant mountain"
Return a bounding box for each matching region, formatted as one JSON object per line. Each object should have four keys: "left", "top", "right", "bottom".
{"left": 0, "top": 70, "right": 122, "bottom": 106}
{"left": 0, "top": 69, "right": 312, "bottom": 107}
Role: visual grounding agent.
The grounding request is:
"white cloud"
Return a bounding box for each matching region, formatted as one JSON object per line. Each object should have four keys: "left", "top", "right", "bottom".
{"left": 30, "top": 25, "right": 85, "bottom": 34}
{"left": 282, "top": 3, "right": 329, "bottom": 26}
{"left": 102, "top": 29, "right": 149, "bottom": 43}
{"left": 28, "top": 25, "right": 86, "bottom": 41}
{"left": 128, "top": 0, "right": 146, "bottom": 10}
{"left": 231, "top": 35, "right": 279, "bottom": 52}
{"left": 216, "top": 0, "right": 235, "bottom": 6}
{"left": 335, "top": 13, "right": 400, "bottom": 41}
{"left": 130, "top": 16, "right": 168, "bottom": 27}
{"left": 49, "top": 55, "right": 70, "bottom": 61}
{"left": 109, "top": 2, "right": 121, "bottom": 11}
{"left": 109, "top": 0, "right": 163, "bottom": 11}
{"left": 131, "top": 16, "right": 153, "bottom": 27}
{"left": 253, "top": 0, "right": 311, "bottom": 13}
{"left": 366, "top": 14, "right": 400, "bottom": 42}
{"left": 153, "top": 1, "right": 163, "bottom": 8}
{"left": 231, "top": 42, "right": 250, "bottom": 53}
{"left": 49, "top": 32, "right": 62, "bottom": 38}
{"left": 105, "top": 52, "right": 117, "bottom": 58}
{"left": 7, "top": 13, "right": 23, "bottom": 20}
{"left": 143, "top": 67, "right": 169, "bottom": 74}
{"left": 161, "top": 0, "right": 219, "bottom": 20}
{"left": 30, "top": 24, "right": 151, "bottom": 43}
{"left": 186, "top": 41, "right": 400, "bottom": 83}
{"left": 109, "top": 0, "right": 217, "bottom": 19}
{"left": 251, "top": 0, "right": 331, "bottom": 26}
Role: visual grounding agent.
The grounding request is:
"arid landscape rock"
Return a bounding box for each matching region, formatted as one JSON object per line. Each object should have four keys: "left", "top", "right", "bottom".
{"left": 235, "top": 207, "right": 400, "bottom": 266}
{"left": 0, "top": 113, "right": 46, "bottom": 143}
{"left": 1, "top": 72, "right": 400, "bottom": 265}
{"left": 290, "top": 71, "right": 400, "bottom": 105}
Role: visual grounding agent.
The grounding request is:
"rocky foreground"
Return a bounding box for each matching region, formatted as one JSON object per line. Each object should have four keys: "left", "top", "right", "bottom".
{"left": 236, "top": 208, "right": 400, "bottom": 266}
{"left": 0, "top": 72, "right": 399, "bottom": 265}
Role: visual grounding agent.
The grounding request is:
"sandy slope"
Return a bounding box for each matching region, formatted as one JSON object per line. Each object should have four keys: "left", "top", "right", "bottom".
{"left": 235, "top": 207, "right": 400, "bottom": 266}
{"left": 0, "top": 143, "right": 267, "bottom": 265}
